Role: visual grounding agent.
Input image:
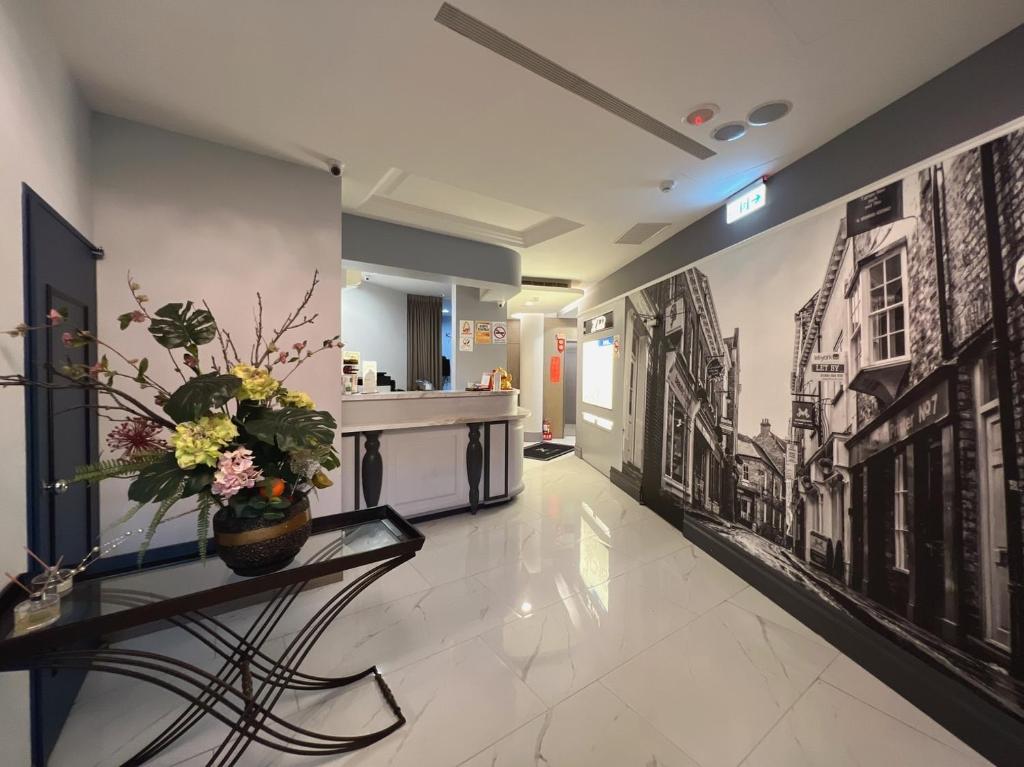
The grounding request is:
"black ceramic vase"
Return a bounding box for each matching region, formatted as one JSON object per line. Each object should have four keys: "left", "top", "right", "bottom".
{"left": 213, "top": 497, "right": 311, "bottom": 577}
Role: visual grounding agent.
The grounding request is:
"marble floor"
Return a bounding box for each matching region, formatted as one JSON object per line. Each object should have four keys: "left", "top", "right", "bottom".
{"left": 51, "top": 455, "right": 992, "bottom": 767}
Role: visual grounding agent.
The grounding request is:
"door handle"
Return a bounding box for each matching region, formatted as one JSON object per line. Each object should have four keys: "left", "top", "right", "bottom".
{"left": 43, "top": 479, "right": 70, "bottom": 495}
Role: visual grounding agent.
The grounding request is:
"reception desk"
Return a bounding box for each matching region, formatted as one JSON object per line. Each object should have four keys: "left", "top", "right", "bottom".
{"left": 340, "top": 390, "right": 526, "bottom": 519}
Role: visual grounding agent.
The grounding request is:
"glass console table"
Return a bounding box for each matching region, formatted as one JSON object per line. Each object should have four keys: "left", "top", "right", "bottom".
{"left": 0, "top": 506, "right": 424, "bottom": 766}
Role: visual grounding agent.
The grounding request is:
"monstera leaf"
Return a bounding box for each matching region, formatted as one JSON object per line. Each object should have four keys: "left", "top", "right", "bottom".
{"left": 148, "top": 302, "right": 217, "bottom": 351}
{"left": 128, "top": 453, "right": 211, "bottom": 504}
{"left": 243, "top": 407, "right": 337, "bottom": 453}
{"left": 164, "top": 373, "right": 242, "bottom": 422}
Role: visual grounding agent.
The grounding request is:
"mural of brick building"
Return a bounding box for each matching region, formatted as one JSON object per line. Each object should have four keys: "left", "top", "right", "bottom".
{"left": 790, "top": 126, "right": 1024, "bottom": 679}
{"left": 658, "top": 270, "right": 732, "bottom": 516}
{"left": 735, "top": 431, "right": 786, "bottom": 543}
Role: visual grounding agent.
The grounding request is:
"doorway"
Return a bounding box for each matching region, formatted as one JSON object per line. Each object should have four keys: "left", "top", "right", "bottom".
{"left": 562, "top": 340, "right": 577, "bottom": 438}
{"left": 913, "top": 433, "right": 946, "bottom": 632}
{"left": 23, "top": 186, "right": 101, "bottom": 764}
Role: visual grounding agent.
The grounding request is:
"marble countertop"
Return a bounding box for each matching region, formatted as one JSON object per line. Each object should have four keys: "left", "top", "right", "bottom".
{"left": 342, "top": 389, "right": 517, "bottom": 402}
{"left": 339, "top": 408, "right": 530, "bottom": 434}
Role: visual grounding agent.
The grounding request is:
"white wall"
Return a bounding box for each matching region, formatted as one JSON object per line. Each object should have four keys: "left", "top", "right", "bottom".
{"left": 92, "top": 114, "right": 343, "bottom": 552}
{"left": 518, "top": 314, "right": 545, "bottom": 437}
{"left": 341, "top": 281, "right": 408, "bottom": 388}
{"left": 0, "top": 2, "right": 94, "bottom": 761}
{"left": 453, "top": 285, "right": 507, "bottom": 388}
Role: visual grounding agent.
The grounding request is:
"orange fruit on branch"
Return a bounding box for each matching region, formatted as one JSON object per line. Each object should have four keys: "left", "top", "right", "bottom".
{"left": 260, "top": 478, "right": 286, "bottom": 498}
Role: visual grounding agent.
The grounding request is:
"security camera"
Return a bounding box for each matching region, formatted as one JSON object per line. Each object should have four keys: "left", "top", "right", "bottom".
{"left": 329, "top": 163, "right": 343, "bottom": 177}
{"left": 497, "top": 301, "right": 506, "bottom": 308}
{"left": 659, "top": 179, "right": 676, "bottom": 193}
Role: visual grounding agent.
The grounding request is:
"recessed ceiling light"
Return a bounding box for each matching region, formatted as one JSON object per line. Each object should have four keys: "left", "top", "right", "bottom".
{"left": 711, "top": 122, "right": 747, "bottom": 142}
{"left": 748, "top": 101, "right": 792, "bottom": 126}
{"left": 684, "top": 103, "right": 719, "bottom": 127}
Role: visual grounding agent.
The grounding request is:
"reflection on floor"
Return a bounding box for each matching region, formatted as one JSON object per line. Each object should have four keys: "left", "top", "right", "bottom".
{"left": 51, "top": 455, "right": 991, "bottom": 766}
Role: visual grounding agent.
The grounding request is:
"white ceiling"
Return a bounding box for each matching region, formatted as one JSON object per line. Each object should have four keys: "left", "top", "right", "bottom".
{"left": 40, "top": 0, "right": 1024, "bottom": 287}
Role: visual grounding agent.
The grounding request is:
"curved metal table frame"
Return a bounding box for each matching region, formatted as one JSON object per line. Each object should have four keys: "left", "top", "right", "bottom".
{"left": 0, "top": 507, "right": 423, "bottom": 766}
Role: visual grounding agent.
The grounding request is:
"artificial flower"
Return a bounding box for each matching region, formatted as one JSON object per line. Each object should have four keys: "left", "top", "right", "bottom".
{"left": 106, "top": 418, "right": 167, "bottom": 457}
{"left": 278, "top": 390, "right": 315, "bottom": 409}
{"left": 47, "top": 308, "right": 64, "bottom": 325}
{"left": 211, "top": 447, "right": 263, "bottom": 499}
{"left": 169, "top": 414, "right": 238, "bottom": 469}
{"left": 277, "top": 351, "right": 289, "bottom": 364}
{"left": 231, "top": 363, "right": 280, "bottom": 401}
{"left": 61, "top": 332, "right": 74, "bottom": 347}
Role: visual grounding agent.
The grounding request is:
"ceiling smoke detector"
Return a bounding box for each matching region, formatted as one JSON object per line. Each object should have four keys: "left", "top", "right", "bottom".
{"left": 711, "top": 122, "right": 747, "bottom": 142}
{"left": 748, "top": 100, "right": 792, "bottom": 126}
{"left": 684, "top": 103, "right": 719, "bottom": 127}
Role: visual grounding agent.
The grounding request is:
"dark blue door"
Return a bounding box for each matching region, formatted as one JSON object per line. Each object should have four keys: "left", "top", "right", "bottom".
{"left": 23, "top": 185, "right": 100, "bottom": 765}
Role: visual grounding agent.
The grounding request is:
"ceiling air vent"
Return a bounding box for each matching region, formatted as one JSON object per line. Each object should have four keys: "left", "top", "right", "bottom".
{"left": 434, "top": 3, "right": 715, "bottom": 161}
{"left": 522, "top": 277, "right": 572, "bottom": 288}
{"left": 615, "top": 223, "right": 671, "bottom": 245}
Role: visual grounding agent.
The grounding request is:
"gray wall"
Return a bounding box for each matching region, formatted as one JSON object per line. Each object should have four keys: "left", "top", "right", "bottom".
{"left": 342, "top": 214, "right": 521, "bottom": 291}
{"left": 453, "top": 285, "right": 507, "bottom": 388}
{"left": 341, "top": 281, "right": 408, "bottom": 388}
{"left": 583, "top": 24, "right": 1024, "bottom": 311}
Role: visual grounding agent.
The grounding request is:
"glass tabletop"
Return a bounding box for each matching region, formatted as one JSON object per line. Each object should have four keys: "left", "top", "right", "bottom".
{"left": 2, "top": 511, "right": 420, "bottom": 647}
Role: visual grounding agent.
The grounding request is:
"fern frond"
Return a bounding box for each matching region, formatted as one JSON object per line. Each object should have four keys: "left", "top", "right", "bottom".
{"left": 136, "top": 480, "right": 185, "bottom": 566}
{"left": 196, "top": 495, "right": 212, "bottom": 562}
{"left": 73, "top": 452, "right": 165, "bottom": 484}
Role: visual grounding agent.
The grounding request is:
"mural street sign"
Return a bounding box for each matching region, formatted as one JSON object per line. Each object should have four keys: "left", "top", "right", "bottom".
{"left": 791, "top": 399, "right": 818, "bottom": 431}
{"left": 846, "top": 181, "right": 902, "bottom": 237}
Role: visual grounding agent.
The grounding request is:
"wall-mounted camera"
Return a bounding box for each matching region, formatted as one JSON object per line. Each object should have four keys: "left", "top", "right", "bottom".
{"left": 329, "top": 163, "right": 343, "bottom": 177}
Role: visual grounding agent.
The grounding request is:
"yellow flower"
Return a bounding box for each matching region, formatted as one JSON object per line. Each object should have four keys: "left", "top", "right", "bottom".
{"left": 169, "top": 414, "right": 238, "bottom": 469}
{"left": 232, "top": 364, "right": 280, "bottom": 401}
{"left": 279, "top": 390, "right": 315, "bottom": 410}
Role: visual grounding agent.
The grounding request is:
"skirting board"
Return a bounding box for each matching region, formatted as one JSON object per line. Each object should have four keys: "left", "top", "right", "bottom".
{"left": 677, "top": 511, "right": 1024, "bottom": 767}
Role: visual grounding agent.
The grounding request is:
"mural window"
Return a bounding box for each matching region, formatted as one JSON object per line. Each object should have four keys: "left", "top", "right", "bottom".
{"left": 665, "top": 398, "right": 689, "bottom": 486}
{"left": 742, "top": 463, "right": 749, "bottom": 480}
{"left": 894, "top": 450, "right": 910, "bottom": 572}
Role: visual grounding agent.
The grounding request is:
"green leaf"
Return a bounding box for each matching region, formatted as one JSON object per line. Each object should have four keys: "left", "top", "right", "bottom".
{"left": 73, "top": 452, "right": 164, "bottom": 484}
{"left": 196, "top": 496, "right": 212, "bottom": 561}
{"left": 128, "top": 453, "right": 187, "bottom": 504}
{"left": 148, "top": 302, "right": 218, "bottom": 351}
{"left": 163, "top": 373, "right": 241, "bottom": 422}
{"left": 244, "top": 407, "right": 337, "bottom": 453}
{"left": 134, "top": 358, "right": 149, "bottom": 385}
{"left": 137, "top": 481, "right": 185, "bottom": 566}
{"left": 117, "top": 312, "right": 135, "bottom": 331}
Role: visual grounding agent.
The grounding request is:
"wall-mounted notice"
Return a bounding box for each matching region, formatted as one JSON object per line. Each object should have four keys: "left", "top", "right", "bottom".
{"left": 459, "top": 319, "right": 473, "bottom": 352}
{"left": 846, "top": 181, "right": 902, "bottom": 237}
{"left": 475, "top": 321, "right": 492, "bottom": 345}
{"left": 492, "top": 321, "right": 508, "bottom": 344}
{"left": 549, "top": 355, "right": 561, "bottom": 383}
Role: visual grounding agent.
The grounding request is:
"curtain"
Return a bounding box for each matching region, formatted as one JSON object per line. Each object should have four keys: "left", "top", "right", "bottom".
{"left": 407, "top": 294, "right": 442, "bottom": 390}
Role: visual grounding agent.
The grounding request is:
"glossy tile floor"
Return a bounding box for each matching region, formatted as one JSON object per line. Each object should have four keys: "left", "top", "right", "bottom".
{"left": 52, "top": 455, "right": 992, "bottom": 767}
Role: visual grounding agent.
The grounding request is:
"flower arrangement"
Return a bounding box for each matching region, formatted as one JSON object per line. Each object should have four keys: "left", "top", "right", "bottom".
{"left": 2, "top": 271, "right": 341, "bottom": 564}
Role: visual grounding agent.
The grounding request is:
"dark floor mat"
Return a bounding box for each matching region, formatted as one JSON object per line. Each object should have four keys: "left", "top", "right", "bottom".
{"left": 524, "top": 442, "right": 575, "bottom": 461}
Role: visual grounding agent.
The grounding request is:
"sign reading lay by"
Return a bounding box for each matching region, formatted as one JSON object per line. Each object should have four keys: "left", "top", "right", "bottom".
{"left": 808, "top": 352, "right": 845, "bottom": 382}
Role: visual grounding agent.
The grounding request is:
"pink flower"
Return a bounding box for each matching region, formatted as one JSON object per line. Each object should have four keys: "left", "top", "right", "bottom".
{"left": 211, "top": 447, "right": 264, "bottom": 500}
{"left": 277, "top": 351, "right": 289, "bottom": 364}
{"left": 61, "top": 332, "right": 74, "bottom": 347}
{"left": 47, "top": 309, "right": 64, "bottom": 325}
{"left": 131, "top": 310, "right": 146, "bottom": 323}
{"left": 292, "top": 341, "right": 306, "bottom": 352}
{"left": 183, "top": 353, "right": 198, "bottom": 371}
{"left": 88, "top": 360, "right": 106, "bottom": 379}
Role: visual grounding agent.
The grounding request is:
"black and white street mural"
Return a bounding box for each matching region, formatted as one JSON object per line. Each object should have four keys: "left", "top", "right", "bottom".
{"left": 618, "top": 124, "right": 1024, "bottom": 719}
